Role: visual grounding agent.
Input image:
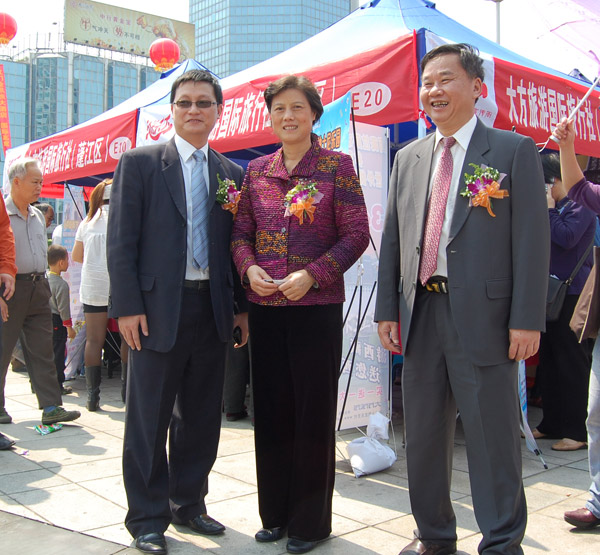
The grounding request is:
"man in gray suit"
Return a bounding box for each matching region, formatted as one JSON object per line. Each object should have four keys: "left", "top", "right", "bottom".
{"left": 376, "top": 44, "right": 549, "bottom": 554}
{"left": 108, "top": 70, "right": 248, "bottom": 555}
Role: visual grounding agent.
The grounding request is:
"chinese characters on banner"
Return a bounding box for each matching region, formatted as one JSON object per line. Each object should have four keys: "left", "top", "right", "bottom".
{"left": 206, "top": 34, "right": 418, "bottom": 153}
{"left": 313, "top": 92, "right": 352, "bottom": 153}
{"left": 495, "top": 58, "right": 600, "bottom": 157}
{"left": 24, "top": 111, "right": 137, "bottom": 184}
{"left": 0, "top": 65, "right": 11, "bottom": 154}
{"left": 338, "top": 122, "right": 390, "bottom": 430}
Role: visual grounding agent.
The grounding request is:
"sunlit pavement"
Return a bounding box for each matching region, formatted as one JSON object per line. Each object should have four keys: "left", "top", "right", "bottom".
{"left": 0, "top": 366, "right": 598, "bottom": 554}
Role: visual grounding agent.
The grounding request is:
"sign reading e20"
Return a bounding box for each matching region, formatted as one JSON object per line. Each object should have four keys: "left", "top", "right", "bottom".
{"left": 350, "top": 82, "right": 392, "bottom": 116}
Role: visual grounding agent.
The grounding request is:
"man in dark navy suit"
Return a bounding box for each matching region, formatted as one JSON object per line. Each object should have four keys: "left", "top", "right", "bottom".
{"left": 108, "top": 70, "right": 248, "bottom": 555}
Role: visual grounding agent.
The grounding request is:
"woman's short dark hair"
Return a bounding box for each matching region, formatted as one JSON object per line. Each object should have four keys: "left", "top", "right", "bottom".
{"left": 421, "top": 43, "right": 485, "bottom": 82}
{"left": 170, "top": 69, "right": 223, "bottom": 105}
{"left": 264, "top": 75, "right": 324, "bottom": 124}
{"left": 541, "top": 153, "right": 562, "bottom": 184}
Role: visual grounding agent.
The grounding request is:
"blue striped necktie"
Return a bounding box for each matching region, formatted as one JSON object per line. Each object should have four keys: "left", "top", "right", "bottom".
{"left": 191, "top": 150, "right": 209, "bottom": 269}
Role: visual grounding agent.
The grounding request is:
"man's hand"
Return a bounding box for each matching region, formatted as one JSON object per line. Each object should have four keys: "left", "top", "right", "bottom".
{"left": 67, "top": 326, "right": 76, "bottom": 340}
{"left": 246, "top": 265, "right": 280, "bottom": 297}
{"left": 0, "top": 273, "right": 15, "bottom": 300}
{"left": 508, "top": 329, "right": 540, "bottom": 361}
{"left": 118, "top": 314, "right": 149, "bottom": 351}
{"left": 233, "top": 312, "right": 249, "bottom": 348}
{"left": 278, "top": 270, "right": 315, "bottom": 302}
{"left": 378, "top": 321, "right": 401, "bottom": 352}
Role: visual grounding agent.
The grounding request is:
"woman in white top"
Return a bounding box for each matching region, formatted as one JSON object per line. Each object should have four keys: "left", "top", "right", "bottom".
{"left": 72, "top": 179, "right": 112, "bottom": 411}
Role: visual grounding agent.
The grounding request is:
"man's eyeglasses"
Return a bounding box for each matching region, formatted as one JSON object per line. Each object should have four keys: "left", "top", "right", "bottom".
{"left": 173, "top": 100, "right": 218, "bottom": 110}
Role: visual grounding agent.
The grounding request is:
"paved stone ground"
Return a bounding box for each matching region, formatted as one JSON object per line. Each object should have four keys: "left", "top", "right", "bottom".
{"left": 0, "top": 366, "right": 598, "bottom": 554}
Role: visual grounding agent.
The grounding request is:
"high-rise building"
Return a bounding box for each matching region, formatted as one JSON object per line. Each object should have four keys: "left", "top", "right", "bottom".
{"left": 190, "top": 0, "right": 352, "bottom": 78}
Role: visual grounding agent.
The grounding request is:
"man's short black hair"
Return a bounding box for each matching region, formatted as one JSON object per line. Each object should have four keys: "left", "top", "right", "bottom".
{"left": 170, "top": 70, "right": 223, "bottom": 105}
{"left": 48, "top": 244, "right": 68, "bottom": 266}
{"left": 541, "top": 153, "right": 561, "bottom": 184}
{"left": 421, "top": 43, "right": 485, "bottom": 82}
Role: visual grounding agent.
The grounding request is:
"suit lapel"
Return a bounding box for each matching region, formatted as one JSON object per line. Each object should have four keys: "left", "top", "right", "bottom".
{"left": 410, "top": 134, "right": 436, "bottom": 243}
{"left": 161, "top": 138, "right": 187, "bottom": 221}
{"left": 449, "top": 119, "right": 491, "bottom": 240}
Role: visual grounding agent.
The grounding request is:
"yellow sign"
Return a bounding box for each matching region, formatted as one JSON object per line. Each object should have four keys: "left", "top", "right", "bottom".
{"left": 64, "top": 0, "right": 195, "bottom": 60}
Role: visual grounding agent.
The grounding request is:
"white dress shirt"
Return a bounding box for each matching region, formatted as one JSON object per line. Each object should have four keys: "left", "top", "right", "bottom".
{"left": 174, "top": 134, "right": 211, "bottom": 280}
{"left": 428, "top": 114, "right": 478, "bottom": 278}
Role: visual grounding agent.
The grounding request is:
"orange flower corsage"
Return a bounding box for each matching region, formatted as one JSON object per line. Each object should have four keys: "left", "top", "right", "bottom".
{"left": 284, "top": 179, "right": 324, "bottom": 225}
{"left": 461, "top": 163, "right": 509, "bottom": 218}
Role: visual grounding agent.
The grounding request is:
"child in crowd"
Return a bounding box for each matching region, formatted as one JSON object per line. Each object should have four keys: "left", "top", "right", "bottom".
{"left": 47, "top": 245, "right": 76, "bottom": 394}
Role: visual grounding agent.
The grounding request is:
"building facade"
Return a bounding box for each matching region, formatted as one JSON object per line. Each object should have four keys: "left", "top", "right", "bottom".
{"left": 190, "top": 0, "right": 353, "bottom": 78}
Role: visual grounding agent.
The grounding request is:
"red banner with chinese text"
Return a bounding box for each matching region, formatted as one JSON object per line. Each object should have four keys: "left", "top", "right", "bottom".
{"left": 24, "top": 110, "right": 138, "bottom": 183}
{"left": 208, "top": 33, "right": 418, "bottom": 152}
{"left": 0, "top": 65, "right": 12, "bottom": 154}
{"left": 494, "top": 58, "right": 600, "bottom": 157}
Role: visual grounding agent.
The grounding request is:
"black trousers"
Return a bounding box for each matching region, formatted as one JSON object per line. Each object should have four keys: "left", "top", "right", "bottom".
{"left": 223, "top": 340, "right": 250, "bottom": 414}
{"left": 123, "top": 287, "right": 227, "bottom": 537}
{"left": 52, "top": 313, "right": 67, "bottom": 385}
{"left": 538, "top": 294, "right": 594, "bottom": 442}
{"left": 249, "top": 302, "right": 342, "bottom": 542}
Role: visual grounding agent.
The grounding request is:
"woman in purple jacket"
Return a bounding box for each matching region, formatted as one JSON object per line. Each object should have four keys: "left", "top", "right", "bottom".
{"left": 231, "top": 75, "right": 369, "bottom": 554}
{"left": 534, "top": 153, "right": 595, "bottom": 450}
{"left": 554, "top": 118, "right": 600, "bottom": 530}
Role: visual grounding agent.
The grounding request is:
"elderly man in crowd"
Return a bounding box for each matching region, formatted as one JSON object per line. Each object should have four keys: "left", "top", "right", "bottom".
{"left": 0, "top": 158, "right": 80, "bottom": 426}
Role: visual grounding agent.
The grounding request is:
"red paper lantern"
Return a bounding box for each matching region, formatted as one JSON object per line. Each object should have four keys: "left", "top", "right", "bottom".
{"left": 0, "top": 13, "right": 17, "bottom": 45}
{"left": 149, "top": 38, "right": 180, "bottom": 72}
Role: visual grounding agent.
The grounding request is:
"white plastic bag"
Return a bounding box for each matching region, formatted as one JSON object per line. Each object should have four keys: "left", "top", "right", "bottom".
{"left": 346, "top": 412, "right": 396, "bottom": 477}
{"left": 366, "top": 411, "right": 390, "bottom": 440}
{"left": 346, "top": 436, "right": 397, "bottom": 477}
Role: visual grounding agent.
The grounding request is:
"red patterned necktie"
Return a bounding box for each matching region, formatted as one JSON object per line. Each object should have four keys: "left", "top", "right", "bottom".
{"left": 419, "top": 136, "right": 456, "bottom": 286}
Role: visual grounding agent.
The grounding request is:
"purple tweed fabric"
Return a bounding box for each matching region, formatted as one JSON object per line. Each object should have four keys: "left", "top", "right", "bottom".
{"left": 231, "top": 135, "right": 369, "bottom": 306}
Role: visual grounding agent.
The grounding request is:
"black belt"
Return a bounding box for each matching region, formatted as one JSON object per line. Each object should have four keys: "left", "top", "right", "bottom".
{"left": 16, "top": 272, "right": 46, "bottom": 282}
{"left": 183, "top": 279, "right": 210, "bottom": 291}
{"left": 421, "top": 276, "right": 449, "bottom": 294}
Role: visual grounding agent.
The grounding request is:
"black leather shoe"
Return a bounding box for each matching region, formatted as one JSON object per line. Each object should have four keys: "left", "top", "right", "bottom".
{"left": 399, "top": 537, "right": 456, "bottom": 554}
{"left": 134, "top": 532, "right": 167, "bottom": 554}
{"left": 287, "top": 538, "right": 318, "bottom": 553}
{"left": 185, "top": 514, "right": 225, "bottom": 535}
{"left": 0, "top": 432, "right": 15, "bottom": 450}
{"left": 255, "top": 526, "right": 285, "bottom": 542}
